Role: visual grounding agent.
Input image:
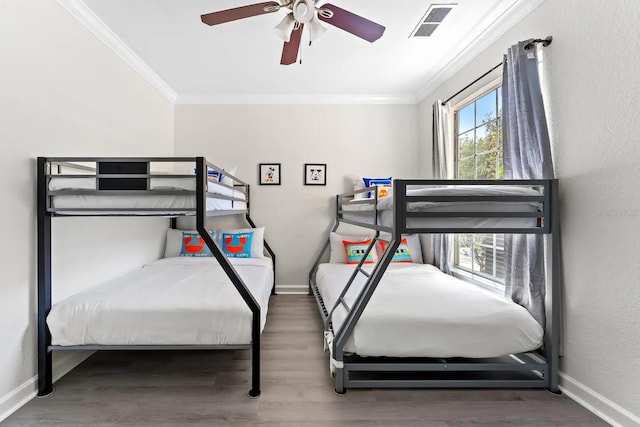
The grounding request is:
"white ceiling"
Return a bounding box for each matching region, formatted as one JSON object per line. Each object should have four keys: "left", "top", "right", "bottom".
{"left": 77, "top": 0, "right": 535, "bottom": 103}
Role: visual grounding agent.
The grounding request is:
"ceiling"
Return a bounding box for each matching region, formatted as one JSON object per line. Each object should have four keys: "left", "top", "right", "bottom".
{"left": 76, "top": 0, "right": 536, "bottom": 103}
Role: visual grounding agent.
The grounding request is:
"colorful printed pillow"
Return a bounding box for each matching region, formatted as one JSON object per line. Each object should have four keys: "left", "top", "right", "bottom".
{"left": 329, "top": 232, "right": 377, "bottom": 263}
{"left": 179, "top": 231, "right": 217, "bottom": 257}
{"left": 378, "top": 238, "right": 413, "bottom": 263}
{"left": 193, "top": 168, "right": 224, "bottom": 182}
{"left": 375, "top": 185, "right": 393, "bottom": 199}
{"left": 221, "top": 231, "right": 253, "bottom": 258}
{"left": 164, "top": 229, "right": 216, "bottom": 258}
{"left": 218, "top": 227, "right": 264, "bottom": 258}
{"left": 362, "top": 177, "right": 392, "bottom": 198}
{"left": 343, "top": 240, "right": 378, "bottom": 264}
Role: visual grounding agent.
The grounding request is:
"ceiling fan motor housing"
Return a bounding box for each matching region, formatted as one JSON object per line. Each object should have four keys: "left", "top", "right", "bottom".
{"left": 292, "top": 0, "right": 316, "bottom": 23}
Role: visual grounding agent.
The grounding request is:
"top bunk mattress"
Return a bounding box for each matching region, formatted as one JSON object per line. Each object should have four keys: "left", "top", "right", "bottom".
{"left": 48, "top": 177, "right": 247, "bottom": 214}
{"left": 317, "top": 263, "right": 543, "bottom": 358}
{"left": 341, "top": 185, "right": 542, "bottom": 230}
{"left": 47, "top": 257, "right": 273, "bottom": 346}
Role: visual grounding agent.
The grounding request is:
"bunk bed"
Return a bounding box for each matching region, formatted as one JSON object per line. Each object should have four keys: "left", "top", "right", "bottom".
{"left": 37, "top": 157, "right": 276, "bottom": 398}
{"left": 309, "top": 179, "right": 560, "bottom": 394}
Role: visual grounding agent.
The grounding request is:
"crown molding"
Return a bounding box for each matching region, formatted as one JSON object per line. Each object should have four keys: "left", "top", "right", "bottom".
{"left": 57, "top": 0, "right": 177, "bottom": 103}
{"left": 415, "top": 0, "right": 545, "bottom": 103}
{"left": 176, "top": 93, "right": 419, "bottom": 105}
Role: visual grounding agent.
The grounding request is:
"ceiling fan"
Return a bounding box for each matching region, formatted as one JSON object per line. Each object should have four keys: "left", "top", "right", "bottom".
{"left": 200, "top": 1, "right": 386, "bottom": 65}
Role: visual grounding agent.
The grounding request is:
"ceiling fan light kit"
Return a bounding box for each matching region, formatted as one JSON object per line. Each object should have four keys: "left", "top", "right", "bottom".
{"left": 201, "top": 0, "right": 385, "bottom": 65}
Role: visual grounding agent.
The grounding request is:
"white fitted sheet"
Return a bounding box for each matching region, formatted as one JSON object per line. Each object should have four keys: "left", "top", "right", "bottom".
{"left": 342, "top": 185, "right": 541, "bottom": 229}
{"left": 48, "top": 257, "right": 273, "bottom": 346}
{"left": 317, "top": 263, "right": 543, "bottom": 358}
{"left": 49, "top": 177, "right": 247, "bottom": 214}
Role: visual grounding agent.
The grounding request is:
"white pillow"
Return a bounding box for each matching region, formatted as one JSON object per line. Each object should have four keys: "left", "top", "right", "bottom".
{"left": 218, "top": 226, "right": 264, "bottom": 258}
{"left": 329, "top": 232, "right": 376, "bottom": 263}
{"left": 164, "top": 228, "right": 217, "bottom": 258}
{"left": 221, "top": 167, "right": 238, "bottom": 186}
{"left": 352, "top": 176, "right": 366, "bottom": 200}
{"left": 377, "top": 234, "right": 423, "bottom": 264}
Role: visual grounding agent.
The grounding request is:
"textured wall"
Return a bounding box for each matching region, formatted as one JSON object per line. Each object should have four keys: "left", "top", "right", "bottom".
{"left": 0, "top": 0, "right": 174, "bottom": 410}
{"left": 418, "top": 0, "right": 640, "bottom": 421}
{"left": 174, "top": 104, "right": 419, "bottom": 289}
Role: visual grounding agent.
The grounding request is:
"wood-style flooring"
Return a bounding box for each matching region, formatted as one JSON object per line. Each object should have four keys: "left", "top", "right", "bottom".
{"left": 4, "top": 295, "right": 607, "bottom": 426}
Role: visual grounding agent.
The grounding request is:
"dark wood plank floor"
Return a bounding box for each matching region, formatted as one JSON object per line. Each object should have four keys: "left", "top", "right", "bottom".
{"left": 5, "top": 295, "right": 607, "bottom": 426}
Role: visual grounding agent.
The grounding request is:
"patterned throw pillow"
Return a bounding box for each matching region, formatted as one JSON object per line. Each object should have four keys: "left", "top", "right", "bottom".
{"left": 375, "top": 185, "right": 393, "bottom": 199}
{"left": 179, "top": 231, "right": 217, "bottom": 257}
{"left": 343, "top": 240, "right": 377, "bottom": 264}
{"left": 362, "top": 177, "right": 392, "bottom": 198}
{"left": 378, "top": 238, "right": 413, "bottom": 263}
{"left": 221, "top": 231, "right": 254, "bottom": 258}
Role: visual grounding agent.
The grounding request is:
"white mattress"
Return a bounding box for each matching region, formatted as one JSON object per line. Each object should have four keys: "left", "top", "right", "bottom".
{"left": 317, "top": 263, "right": 543, "bottom": 358}
{"left": 342, "top": 185, "right": 541, "bottom": 229}
{"left": 49, "top": 177, "right": 247, "bottom": 213}
{"left": 47, "top": 257, "right": 273, "bottom": 346}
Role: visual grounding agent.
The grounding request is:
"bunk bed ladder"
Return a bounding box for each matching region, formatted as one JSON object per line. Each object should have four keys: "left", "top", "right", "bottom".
{"left": 325, "top": 235, "right": 379, "bottom": 331}
{"left": 331, "top": 237, "right": 401, "bottom": 394}
{"left": 195, "top": 157, "right": 262, "bottom": 398}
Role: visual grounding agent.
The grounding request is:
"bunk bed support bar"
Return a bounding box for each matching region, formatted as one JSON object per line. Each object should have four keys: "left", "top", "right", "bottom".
{"left": 195, "top": 157, "right": 262, "bottom": 398}
{"left": 37, "top": 157, "right": 54, "bottom": 396}
{"left": 544, "top": 179, "right": 561, "bottom": 393}
{"left": 245, "top": 213, "right": 277, "bottom": 295}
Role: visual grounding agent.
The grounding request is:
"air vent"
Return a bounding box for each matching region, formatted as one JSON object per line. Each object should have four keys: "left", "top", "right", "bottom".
{"left": 411, "top": 4, "right": 456, "bottom": 38}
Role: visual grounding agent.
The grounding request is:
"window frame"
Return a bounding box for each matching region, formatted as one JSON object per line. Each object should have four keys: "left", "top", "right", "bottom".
{"left": 450, "top": 80, "right": 506, "bottom": 290}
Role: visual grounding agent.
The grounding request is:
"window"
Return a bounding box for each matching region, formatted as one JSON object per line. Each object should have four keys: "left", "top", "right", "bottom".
{"left": 453, "top": 85, "right": 505, "bottom": 289}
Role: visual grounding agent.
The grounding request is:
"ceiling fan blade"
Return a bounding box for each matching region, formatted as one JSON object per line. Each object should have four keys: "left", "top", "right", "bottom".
{"left": 201, "top": 1, "right": 280, "bottom": 26}
{"left": 318, "top": 3, "right": 385, "bottom": 43}
{"left": 280, "top": 24, "right": 304, "bottom": 65}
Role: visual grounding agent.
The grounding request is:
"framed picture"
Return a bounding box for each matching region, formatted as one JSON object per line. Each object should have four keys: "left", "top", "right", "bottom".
{"left": 259, "top": 163, "right": 281, "bottom": 185}
{"left": 304, "top": 163, "right": 326, "bottom": 186}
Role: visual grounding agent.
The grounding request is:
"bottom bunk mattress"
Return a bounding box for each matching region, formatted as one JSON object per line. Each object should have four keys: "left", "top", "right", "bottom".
{"left": 316, "top": 263, "right": 543, "bottom": 358}
{"left": 47, "top": 257, "right": 273, "bottom": 346}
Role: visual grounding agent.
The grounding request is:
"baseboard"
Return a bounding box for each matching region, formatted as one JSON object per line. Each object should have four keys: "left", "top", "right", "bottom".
{"left": 275, "top": 284, "right": 309, "bottom": 295}
{"left": 0, "top": 351, "right": 93, "bottom": 423}
{"left": 560, "top": 372, "right": 640, "bottom": 427}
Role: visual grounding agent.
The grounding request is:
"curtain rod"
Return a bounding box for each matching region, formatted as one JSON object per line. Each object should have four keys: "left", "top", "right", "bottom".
{"left": 441, "top": 35, "right": 552, "bottom": 106}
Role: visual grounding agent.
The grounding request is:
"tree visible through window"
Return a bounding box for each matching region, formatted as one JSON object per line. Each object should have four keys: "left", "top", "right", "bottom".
{"left": 454, "top": 86, "right": 505, "bottom": 287}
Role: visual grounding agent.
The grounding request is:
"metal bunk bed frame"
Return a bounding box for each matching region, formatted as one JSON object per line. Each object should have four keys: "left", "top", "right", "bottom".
{"left": 37, "top": 156, "right": 275, "bottom": 398}
{"left": 309, "top": 179, "right": 560, "bottom": 394}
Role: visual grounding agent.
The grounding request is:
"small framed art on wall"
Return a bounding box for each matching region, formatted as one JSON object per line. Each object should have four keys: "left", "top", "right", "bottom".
{"left": 259, "top": 163, "right": 281, "bottom": 185}
{"left": 304, "top": 163, "right": 326, "bottom": 186}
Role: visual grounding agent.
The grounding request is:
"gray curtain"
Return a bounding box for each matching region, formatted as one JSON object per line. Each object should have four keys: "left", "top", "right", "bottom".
{"left": 432, "top": 100, "right": 453, "bottom": 274}
{"left": 502, "top": 41, "right": 553, "bottom": 327}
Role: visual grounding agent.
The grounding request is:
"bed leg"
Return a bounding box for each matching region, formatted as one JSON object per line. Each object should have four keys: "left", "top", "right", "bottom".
{"left": 334, "top": 367, "right": 346, "bottom": 395}
{"left": 37, "top": 346, "right": 53, "bottom": 396}
{"left": 248, "top": 314, "right": 261, "bottom": 398}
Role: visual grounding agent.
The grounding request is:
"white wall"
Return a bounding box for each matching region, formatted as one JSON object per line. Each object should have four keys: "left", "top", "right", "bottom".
{"left": 418, "top": 0, "right": 640, "bottom": 424}
{"left": 174, "top": 104, "right": 419, "bottom": 290}
{"left": 0, "top": 0, "right": 174, "bottom": 418}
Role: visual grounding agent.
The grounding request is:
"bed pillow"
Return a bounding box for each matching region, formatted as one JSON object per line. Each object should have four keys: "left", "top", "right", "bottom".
{"left": 329, "top": 232, "right": 376, "bottom": 263}
{"left": 377, "top": 234, "right": 423, "bottom": 264}
{"left": 343, "top": 240, "right": 378, "bottom": 264}
{"left": 221, "top": 167, "right": 238, "bottom": 186}
{"left": 219, "top": 226, "right": 264, "bottom": 258}
{"left": 164, "top": 229, "right": 217, "bottom": 258}
{"left": 194, "top": 168, "right": 224, "bottom": 182}
{"left": 362, "top": 177, "right": 392, "bottom": 198}
{"left": 378, "top": 238, "right": 413, "bottom": 263}
{"left": 375, "top": 185, "right": 393, "bottom": 199}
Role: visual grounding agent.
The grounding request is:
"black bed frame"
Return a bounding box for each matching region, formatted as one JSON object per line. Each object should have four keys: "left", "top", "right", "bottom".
{"left": 37, "top": 156, "right": 275, "bottom": 398}
{"left": 309, "top": 179, "right": 560, "bottom": 394}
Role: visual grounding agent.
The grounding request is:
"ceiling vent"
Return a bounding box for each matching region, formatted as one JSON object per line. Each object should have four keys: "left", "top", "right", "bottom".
{"left": 410, "top": 4, "right": 455, "bottom": 38}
